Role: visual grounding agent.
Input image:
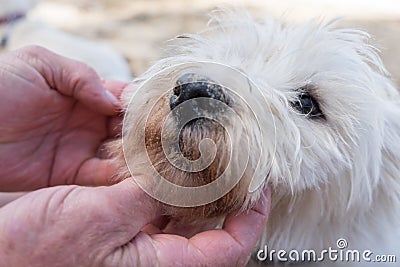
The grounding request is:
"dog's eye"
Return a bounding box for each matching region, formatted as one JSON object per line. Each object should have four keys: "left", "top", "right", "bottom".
{"left": 291, "top": 92, "right": 325, "bottom": 119}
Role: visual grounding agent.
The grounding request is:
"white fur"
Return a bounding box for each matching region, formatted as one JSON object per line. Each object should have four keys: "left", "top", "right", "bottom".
{"left": 122, "top": 10, "right": 400, "bottom": 266}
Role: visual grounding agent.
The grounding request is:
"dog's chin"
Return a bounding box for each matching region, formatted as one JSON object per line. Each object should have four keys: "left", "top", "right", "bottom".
{"left": 141, "top": 96, "right": 254, "bottom": 224}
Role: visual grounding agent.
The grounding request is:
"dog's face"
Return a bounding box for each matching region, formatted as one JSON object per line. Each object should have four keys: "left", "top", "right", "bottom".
{"left": 118, "top": 11, "right": 398, "bottom": 225}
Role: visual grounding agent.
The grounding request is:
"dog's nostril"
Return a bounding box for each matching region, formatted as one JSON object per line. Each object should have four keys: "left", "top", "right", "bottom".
{"left": 170, "top": 73, "right": 226, "bottom": 110}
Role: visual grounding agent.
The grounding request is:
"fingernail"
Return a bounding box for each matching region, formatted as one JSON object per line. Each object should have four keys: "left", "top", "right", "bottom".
{"left": 105, "top": 90, "right": 120, "bottom": 106}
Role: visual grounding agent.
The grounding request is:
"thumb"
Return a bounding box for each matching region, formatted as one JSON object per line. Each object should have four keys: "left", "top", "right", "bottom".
{"left": 0, "top": 179, "right": 160, "bottom": 266}
{"left": 67, "top": 179, "right": 161, "bottom": 252}
{"left": 96, "top": 178, "right": 161, "bottom": 235}
{"left": 63, "top": 178, "right": 161, "bottom": 250}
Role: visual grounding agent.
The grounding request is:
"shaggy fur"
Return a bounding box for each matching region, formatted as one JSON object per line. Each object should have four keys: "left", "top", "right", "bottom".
{"left": 110, "top": 10, "right": 400, "bottom": 266}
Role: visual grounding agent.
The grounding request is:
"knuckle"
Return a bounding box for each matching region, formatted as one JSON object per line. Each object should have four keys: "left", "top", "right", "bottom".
{"left": 75, "top": 60, "right": 98, "bottom": 77}
{"left": 17, "top": 45, "right": 50, "bottom": 59}
{"left": 69, "top": 62, "right": 99, "bottom": 88}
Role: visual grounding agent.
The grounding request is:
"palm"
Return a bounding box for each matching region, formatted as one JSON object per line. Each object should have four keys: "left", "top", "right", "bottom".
{"left": 0, "top": 47, "right": 124, "bottom": 191}
{"left": 1, "top": 101, "right": 107, "bottom": 190}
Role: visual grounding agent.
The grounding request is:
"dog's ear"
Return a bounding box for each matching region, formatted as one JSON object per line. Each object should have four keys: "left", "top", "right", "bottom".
{"left": 379, "top": 97, "right": 400, "bottom": 194}
{"left": 375, "top": 77, "right": 400, "bottom": 163}
{"left": 345, "top": 77, "right": 400, "bottom": 209}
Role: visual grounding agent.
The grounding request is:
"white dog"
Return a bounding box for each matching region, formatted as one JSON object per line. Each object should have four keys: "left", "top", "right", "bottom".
{"left": 109, "top": 10, "right": 400, "bottom": 266}
{"left": 0, "top": 0, "right": 131, "bottom": 81}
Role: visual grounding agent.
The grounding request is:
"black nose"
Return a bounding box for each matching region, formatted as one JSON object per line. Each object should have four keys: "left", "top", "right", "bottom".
{"left": 170, "top": 73, "right": 226, "bottom": 110}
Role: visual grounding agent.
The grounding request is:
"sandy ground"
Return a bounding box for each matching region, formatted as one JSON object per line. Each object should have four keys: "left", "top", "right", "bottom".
{"left": 30, "top": 0, "right": 400, "bottom": 85}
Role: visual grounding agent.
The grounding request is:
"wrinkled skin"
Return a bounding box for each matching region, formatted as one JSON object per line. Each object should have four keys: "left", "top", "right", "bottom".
{"left": 0, "top": 46, "right": 123, "bottom": 190}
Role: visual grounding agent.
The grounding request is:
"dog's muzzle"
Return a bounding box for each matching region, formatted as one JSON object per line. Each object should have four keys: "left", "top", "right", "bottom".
{"left": 169, "top": 73, "right": 228, "bottom": 111}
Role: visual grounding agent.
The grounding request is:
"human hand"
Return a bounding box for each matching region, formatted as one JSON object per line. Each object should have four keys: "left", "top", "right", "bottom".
{"left": 0, "top": 46, "right": 128, "bottom": 191}
{"left": 0, "top": 179, "right": 270, "bottom": 267}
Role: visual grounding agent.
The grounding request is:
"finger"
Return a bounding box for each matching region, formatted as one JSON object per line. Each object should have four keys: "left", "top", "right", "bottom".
{"left": 108, "top": 80, "right": 138, "bottom": 109}
{"left": 0, "top": 192, "right": 27, "bottom": 208}
{"left": 142, "top": 224, "right": 163, "bottom": 235}
{"left": 16, "top": 45, "right": 121, "bottom": 116}
{"left": 120, "top": 187, "right": 271, "bottom": 267}
{"left": 162, "top": 218, "right": 219, "bottom": 238}
{"left": 4, "top": 179, "right": 161, "bottom": 262}
{"left": 152, "top": 215, "right": 171, "bottom": 231}
{"left": 101, "top": 79, "right": 129, "bottom": 101}
{"left": 99, "top": 179, "right": 161, "bottom": 233}
{"left": 74, "top": 179, "right": 160, "bottom": 251}
{"left": 188, "top": 187, "right": 271, "bottom": 266}
{"left": 102, "top": 80, "right": 128, "bottom": 137}
{"left": 74, "top": 158, "right": 119, "bottom": 186}
{"left": 220, "top": 187, "right": 271, "bottom": 250}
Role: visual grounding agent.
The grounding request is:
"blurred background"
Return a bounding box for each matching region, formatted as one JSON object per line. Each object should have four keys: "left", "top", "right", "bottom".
{"left": 23, "top": 0, "right": 400, "bottom": 85}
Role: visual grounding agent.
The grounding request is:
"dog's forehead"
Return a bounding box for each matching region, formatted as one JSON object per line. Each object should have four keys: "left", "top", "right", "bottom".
{"left": 173, "top": 16, "right": 385, "bottom": 94}
{"left": 229, "top": 22, "right": 367, "bottom": 81}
